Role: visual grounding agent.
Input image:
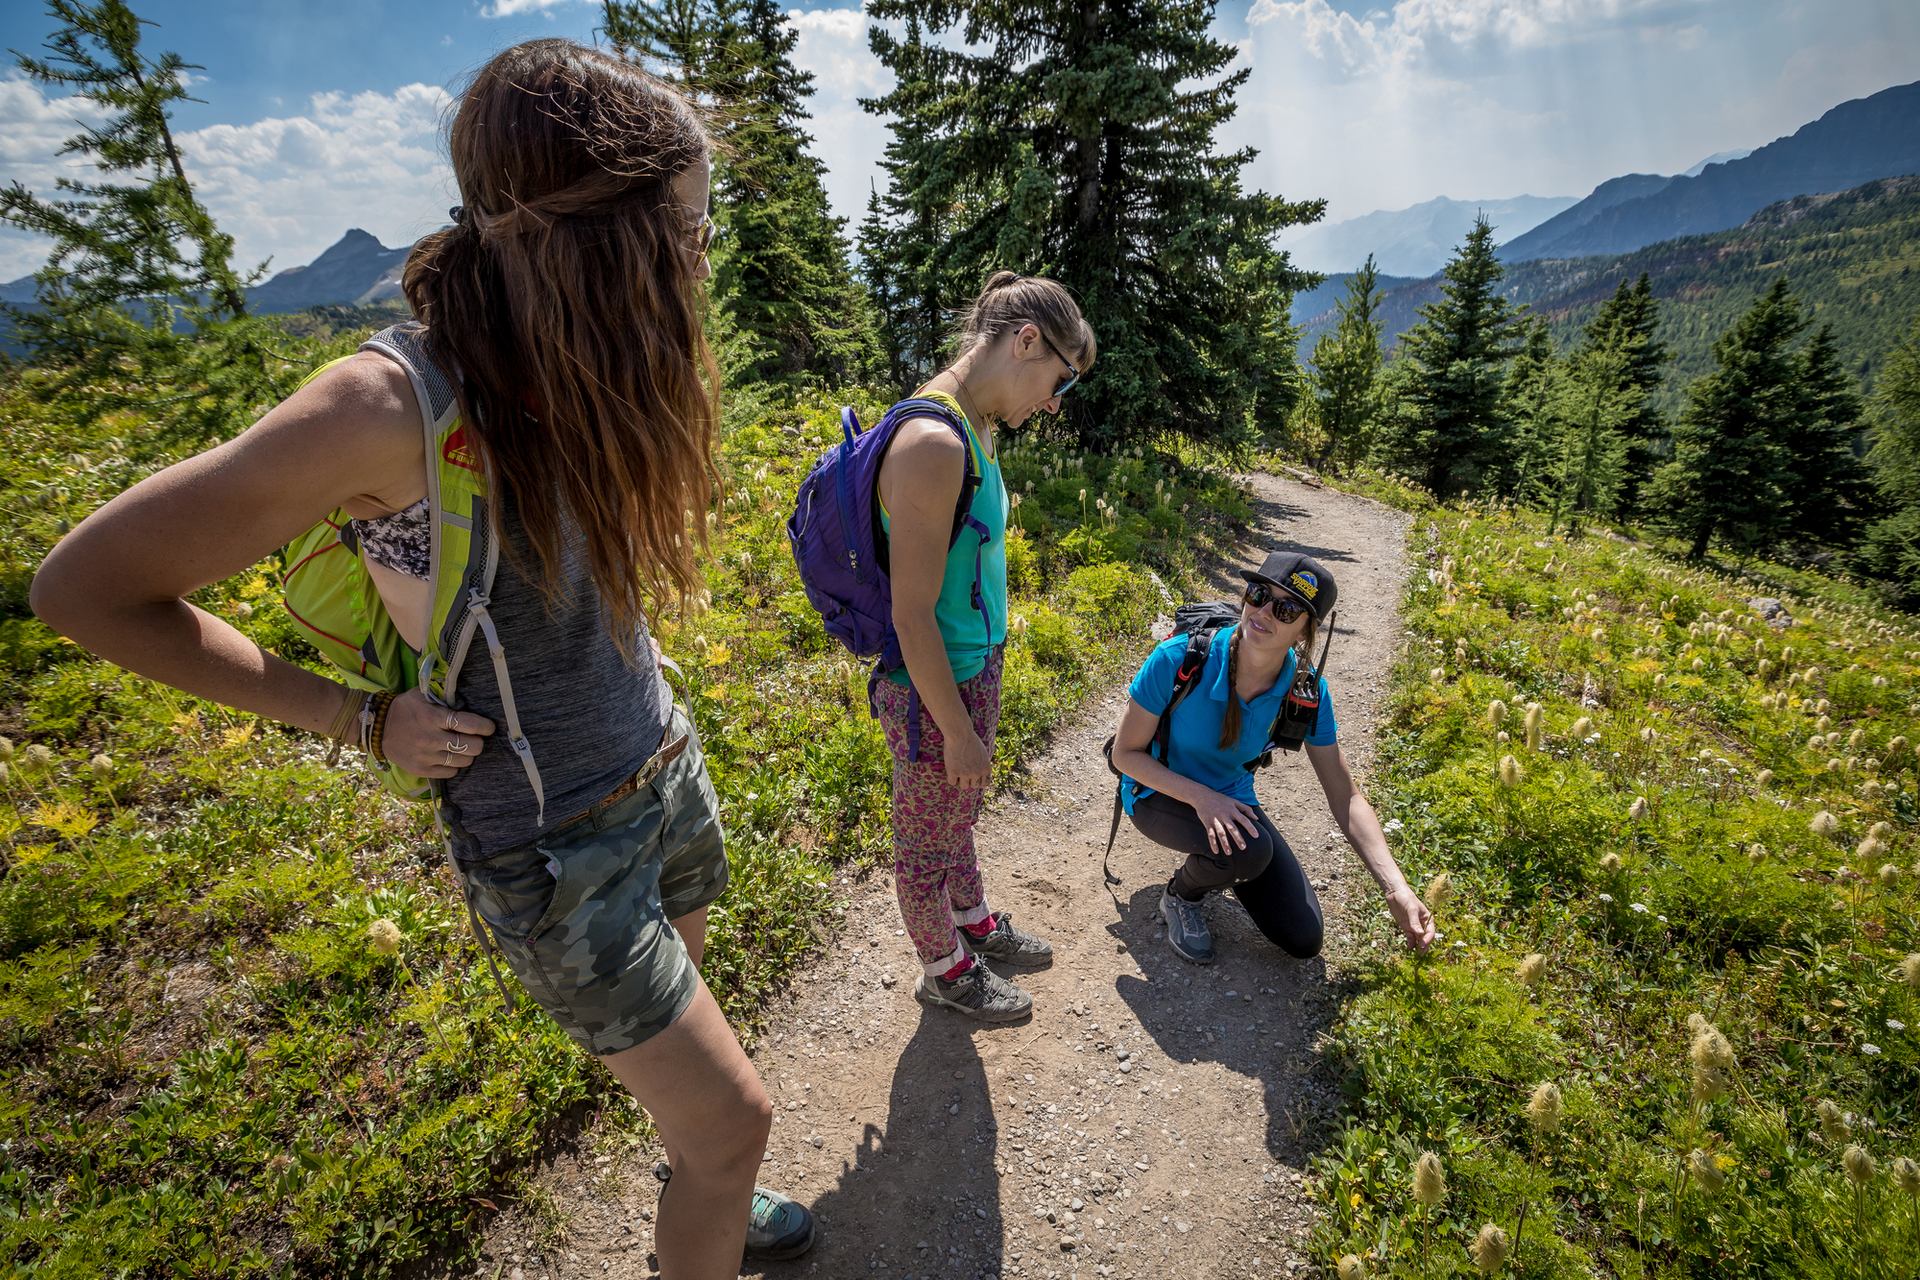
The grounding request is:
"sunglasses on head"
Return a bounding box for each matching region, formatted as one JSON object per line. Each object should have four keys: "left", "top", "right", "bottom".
{"left": 1244, "top": 581, "right": 1307, "bottom": 623}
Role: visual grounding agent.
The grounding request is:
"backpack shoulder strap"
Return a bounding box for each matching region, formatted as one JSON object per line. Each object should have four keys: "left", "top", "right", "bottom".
{"left": 882, "top": 395, "right": 982, "bottom": 545}
{"left": 1102, "top": 626, "right": 1219, "bottom": 884}
{"left": 1152, "top": 627, "right": 1218, "bottom": 765}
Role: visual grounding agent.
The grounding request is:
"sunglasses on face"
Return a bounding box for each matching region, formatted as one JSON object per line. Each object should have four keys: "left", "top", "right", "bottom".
{"left": 1037, "top": 330, "right": 1081, "bottom": 398}
{"left": 693, "top": 213, "right": 720, "bottom": 259}
{"left": 1244, "top": 582, "right": 1307, "bottom": 624}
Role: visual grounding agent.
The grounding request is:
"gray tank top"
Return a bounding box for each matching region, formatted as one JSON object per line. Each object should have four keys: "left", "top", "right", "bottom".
{"left": 369, "top": 326, "right": 671, "bottom": 860}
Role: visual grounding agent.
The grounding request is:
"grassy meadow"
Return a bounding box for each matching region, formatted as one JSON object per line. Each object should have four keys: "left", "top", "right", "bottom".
{"left": 1306, "top": 486, "right": 1919, "bottom": 1278}
{"left": 0, "top": 362, "right": 1248, "bottom": 1276}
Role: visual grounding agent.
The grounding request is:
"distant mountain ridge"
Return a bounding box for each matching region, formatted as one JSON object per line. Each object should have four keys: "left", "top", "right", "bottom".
{"left": 245, "top": 229, "right": 410, "bottom": 313}
{"left": 2, "top": 228, "right": 416, "bottom": 354}
{"left": 1300, "top": 176, "right": 1920, "bottom": 404}
{"left": 1281, "top": 194, "right": 1577, "bottom": 277}
{"left": 1501, "top": 79, "right": 1920, "bottom": 261}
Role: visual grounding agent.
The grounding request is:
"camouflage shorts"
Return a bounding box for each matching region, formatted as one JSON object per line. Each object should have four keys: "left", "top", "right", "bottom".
{"left": 457, "top": 704, "right": 728, "bottom": 1055}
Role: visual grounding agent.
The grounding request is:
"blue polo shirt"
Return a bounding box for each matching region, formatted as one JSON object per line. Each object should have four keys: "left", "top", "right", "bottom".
{"left": 1120, "top": 623, "right": 1338, "bottom": 815}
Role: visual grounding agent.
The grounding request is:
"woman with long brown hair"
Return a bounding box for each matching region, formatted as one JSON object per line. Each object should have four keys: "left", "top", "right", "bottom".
{"left": 30, "top": 39, "right": 812, "bottom": 1274}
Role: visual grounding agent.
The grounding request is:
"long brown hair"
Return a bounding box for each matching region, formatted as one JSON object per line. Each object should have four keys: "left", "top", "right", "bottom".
{"left": 1219, "top": 607, "right": 1320, "bottom": 749}
{"left": 402, "top": 39, "right": 718, "bottom": 655}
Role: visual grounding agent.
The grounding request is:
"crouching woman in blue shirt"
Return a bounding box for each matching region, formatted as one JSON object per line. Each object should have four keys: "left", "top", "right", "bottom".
{"left": 1110, "top": 551, "right": 1435, "bottom": 965}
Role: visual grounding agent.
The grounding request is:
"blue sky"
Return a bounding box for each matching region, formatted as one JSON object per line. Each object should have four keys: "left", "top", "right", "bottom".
{"left": 2, "top": 0, "right": 1916, "bottom": 281}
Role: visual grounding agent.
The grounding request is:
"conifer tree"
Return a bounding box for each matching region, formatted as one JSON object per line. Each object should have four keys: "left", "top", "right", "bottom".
{"left": 1, "top": 0, "right": 304, "bottom": 446}
{"left": 1781, "top": 324, "right": 1873, "bottom": 547}
{"left": 1490, "top": 318, "right": 1563, "bottom": 503}
{"left": 1858, "top": 312, "right": 1920, "bottom": 603}
{"left": 604, "top": 0, "right": 876, "bottom": 384}
{"left": 1646, "top": 278, "right": 1804, "bottom": 559}
{"left": 1390, "top": 217, "right": 1520, "bottom": 495}
{"left": 1581, "top": 274, "right": 1666, "bottom": 520}
{"left": 1308, "top": 255, "right": 1383, "bottom": 472}
{"left": 2, "top": 0, "right": 253, "bottom": 350}
{"left": 858, "top": 17, "right": 947, "bottom": 384}
{"left": 1546, "top": 337, "right": 1633, "bottom": 536}
{"left": 861, "top": 0, "right": 1321, "bottom": 448}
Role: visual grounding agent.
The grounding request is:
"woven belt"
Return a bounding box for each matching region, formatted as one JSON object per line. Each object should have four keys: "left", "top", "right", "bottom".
{"left": 557, "top": 732, "right": 689, "bottom": 831}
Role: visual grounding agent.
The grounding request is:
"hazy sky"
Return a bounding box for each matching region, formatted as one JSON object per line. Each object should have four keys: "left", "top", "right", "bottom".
{"left": 1, "top": 0, "right": 1915, "bottom": 281}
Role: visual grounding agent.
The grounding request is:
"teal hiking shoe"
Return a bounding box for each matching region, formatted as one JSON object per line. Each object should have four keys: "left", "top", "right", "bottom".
{"left": 653, "top": 1162, "right": 817, "bottom": 1260}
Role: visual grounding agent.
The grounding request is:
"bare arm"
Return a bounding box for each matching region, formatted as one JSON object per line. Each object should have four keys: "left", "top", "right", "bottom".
{"left": 30, "top": 353, "right": 493, "bottom": 775}
{"left": 1110, "top": 696, "right": 1262, "bottom": 853}
{"left": 1307, "top": 741, "right": 1433, "bottom": 950}
{"left": 877, "top": 418, "right": 988, "bottom": 787}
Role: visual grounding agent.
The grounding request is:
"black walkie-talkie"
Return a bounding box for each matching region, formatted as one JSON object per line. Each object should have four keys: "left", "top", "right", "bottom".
{"left": 1261, "top": 609, "right": 1337, "bottom": 760}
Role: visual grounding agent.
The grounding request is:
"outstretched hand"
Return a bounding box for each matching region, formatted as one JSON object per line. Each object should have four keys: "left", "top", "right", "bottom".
{"left": 1387, "top": 886, "right": 1436, "bottom": 952}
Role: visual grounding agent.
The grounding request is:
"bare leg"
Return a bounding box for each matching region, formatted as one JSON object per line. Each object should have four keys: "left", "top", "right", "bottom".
{"left": 670, "top": 906, "right": 709, "bottom": 970}
{"left": 658, "top": 907, "right": 711, "bottom": 1177}
{"left": 597, "top": 975, "right": 770, "bottom": 1280}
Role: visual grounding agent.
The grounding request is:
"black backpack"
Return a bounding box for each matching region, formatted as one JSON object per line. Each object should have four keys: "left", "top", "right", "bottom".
{"left": 1099, "top": 601, "right": 1334, "bottom": 882}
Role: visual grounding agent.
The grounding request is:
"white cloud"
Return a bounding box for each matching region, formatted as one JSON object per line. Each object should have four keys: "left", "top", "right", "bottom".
{"left": 480, "top": 0, "right": 581, "bottom": 17}
{"left": 1227, "top": 0, "right": 1918, "bottom": 245}
{"left": 0, "top": 78, "right": 454, "bottom": 282}
{"left": 784, "top": 6, "right": 894, "bottom": 233}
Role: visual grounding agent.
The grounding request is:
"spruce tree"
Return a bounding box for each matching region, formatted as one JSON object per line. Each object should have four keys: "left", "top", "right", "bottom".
{"left": 2, "top": 0, "right": 253, "bottom": 347}
{"left": 1391, "top": 217, "right": 1520, "bottom": 496}
{"left": 1490, "top": 318, "right": 1563, "bottom": 503}
{"left": 1582, "top": 274, "right": 1666, "bottom": 521}
{"left": 1, "top": 0, "right": 306, "bottom": 447}
{"left": 1781, "top": 324, "right": 1873, "bottom": 547}
{"left": 861, "top": 0, "right": 1321, "bottom": 449}
{"left": 604, "top": 0, "right": 877, "bottom": 385}
{"left": 1546, "top": 337, "right": 1633, "bottom": 536}
{"left": 1646, "top": 278, "right": 1804, "bottom": 559}
{"left": 1858, "top": 312, "right": 1920, "bottom": 603}
{"left": 1307, "top": 255, "right": 1383, "bottom": 472}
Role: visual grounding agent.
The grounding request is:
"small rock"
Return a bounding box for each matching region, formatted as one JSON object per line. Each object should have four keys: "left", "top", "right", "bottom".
{"left": 808, "top": 1134, "right": 824, "bottom": 1148}
{"left": 881, "top": 973, "right": 897, "bottom": 988}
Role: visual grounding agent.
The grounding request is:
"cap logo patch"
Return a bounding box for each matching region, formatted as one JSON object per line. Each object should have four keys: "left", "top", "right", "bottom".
{"left": 1289, "top": 570, "right": 1319, "bottom": 600}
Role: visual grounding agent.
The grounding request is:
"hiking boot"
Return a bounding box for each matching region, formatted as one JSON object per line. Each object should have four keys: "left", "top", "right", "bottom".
{"left": 1159, "top": 886, "right": 1215, "bottom": 965}
{"left": 913, "top": 959, "right": 1033, "bottom": 1022}
{"left": 961, "top": 910, "right": 1054, "bottom": 969}
{"left": 653, "top": 1163, "right": 818, "bottom": 1261}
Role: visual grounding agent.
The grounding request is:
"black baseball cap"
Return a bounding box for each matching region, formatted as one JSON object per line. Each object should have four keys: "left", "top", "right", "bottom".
{"left": 1240, "top": 550, "right": 1336, "bottom": 621}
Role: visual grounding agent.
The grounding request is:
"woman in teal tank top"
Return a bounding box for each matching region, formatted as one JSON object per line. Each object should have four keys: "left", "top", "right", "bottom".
{"left": 874, "top": 272, "right": 1097, "bottom": 1023}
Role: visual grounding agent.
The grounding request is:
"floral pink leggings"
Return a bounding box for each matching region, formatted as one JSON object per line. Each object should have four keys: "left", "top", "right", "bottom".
{"left": 872, "top": 648, "right": 1004, "bottom": 976}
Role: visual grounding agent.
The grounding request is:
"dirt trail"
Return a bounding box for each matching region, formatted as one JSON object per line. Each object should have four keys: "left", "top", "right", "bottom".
{"left": 475, "top": 473, "right": 1411, "bottom": 1280}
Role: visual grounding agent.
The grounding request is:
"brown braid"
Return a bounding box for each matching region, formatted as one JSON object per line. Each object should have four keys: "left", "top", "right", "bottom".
{"left": 1218, "top": 628, "right": 1243, "bottom": 749}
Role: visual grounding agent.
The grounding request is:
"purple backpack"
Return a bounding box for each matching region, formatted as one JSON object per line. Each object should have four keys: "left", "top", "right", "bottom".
{"left": 787, "top": 397, "right": 986, "bottom": 757}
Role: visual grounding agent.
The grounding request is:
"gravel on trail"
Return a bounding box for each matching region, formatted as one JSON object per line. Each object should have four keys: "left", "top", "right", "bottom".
{"left": 471, "top": 472, "right": 1412, "bottom": 1280}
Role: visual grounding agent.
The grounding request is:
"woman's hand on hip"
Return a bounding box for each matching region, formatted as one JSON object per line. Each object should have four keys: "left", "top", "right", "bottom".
{"left": 385, "top": 688, "right": 497, "bottom": 778}
{"left": 945, "top": 725, "right": 993, "bottom": 791}
{"left": 1386, "top": 885, "right": 1435, "bottom": 952}
{"left": 1191, "top": 790, "right": 1262, "bottom": 856}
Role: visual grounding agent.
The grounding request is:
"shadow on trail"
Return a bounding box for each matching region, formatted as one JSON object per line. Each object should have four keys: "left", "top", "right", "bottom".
{"left": 761, "top": 1010, "right": 1007, "bottom": 1280}
{"left": 1105, "top": 882, "right": 1357, "bottom": 1165}
{"left": 1238, "top": 491, "right": 1361, "bottom": 569}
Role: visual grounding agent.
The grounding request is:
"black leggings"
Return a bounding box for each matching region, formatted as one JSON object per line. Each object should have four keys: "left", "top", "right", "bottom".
{"left": 1129, "top": 791, "right": 1325, "bottom": 958}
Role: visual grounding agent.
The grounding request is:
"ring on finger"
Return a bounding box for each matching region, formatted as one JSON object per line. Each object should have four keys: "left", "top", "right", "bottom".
{"left": 447, "top": 738, "right": 469, "bottom": 755}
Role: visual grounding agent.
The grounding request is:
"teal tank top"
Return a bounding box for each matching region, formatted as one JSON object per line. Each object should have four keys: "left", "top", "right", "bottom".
{"left": 879, "top": 391, "right": 1008, "bottom": 685}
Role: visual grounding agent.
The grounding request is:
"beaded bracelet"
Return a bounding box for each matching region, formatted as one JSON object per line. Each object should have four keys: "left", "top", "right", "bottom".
{"left": 366, "top": 691, "right": 398, "bottom": 765}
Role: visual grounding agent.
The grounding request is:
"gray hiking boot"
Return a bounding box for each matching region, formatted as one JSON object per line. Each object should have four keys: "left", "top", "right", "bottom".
{"left": 913, "top": 959, "right": 1033, "bottom": 1022}
{"left": 1159, "top": 886, "right": 1215, "bottom": 965}
{"left": 961, "top": 910, "right": 1054, "bottom": 969}
{"left": 653, "top": 1162, "right": 817, "bottom": 1261}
